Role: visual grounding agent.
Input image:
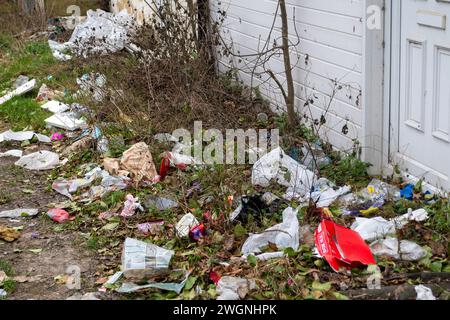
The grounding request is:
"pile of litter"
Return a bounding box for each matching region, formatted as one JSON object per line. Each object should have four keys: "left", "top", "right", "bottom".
{"left": 49, "top": 9, "right": 136, "bottom": 60}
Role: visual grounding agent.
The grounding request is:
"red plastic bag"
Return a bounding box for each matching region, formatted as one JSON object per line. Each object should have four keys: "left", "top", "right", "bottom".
{"left": 210, "top": 271, "right": 221, "bottom": 285}
{"left": 314, "top": 220, "right": 376, "bottom": 272}
{"left": 159, "top": 157, "right": 171, "bottom": 180}
{"left": 47, "top": 209, "right": 75, "bottom": 223}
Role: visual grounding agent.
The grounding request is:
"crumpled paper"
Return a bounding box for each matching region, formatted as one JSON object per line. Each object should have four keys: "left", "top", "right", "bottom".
{"left": 120, "top": 142, "right": 158, "bottom": 183}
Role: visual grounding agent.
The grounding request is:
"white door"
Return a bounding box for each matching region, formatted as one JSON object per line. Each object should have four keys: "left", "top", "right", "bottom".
{"left": 394, "top": 0, "right": 450, "bottom": 190}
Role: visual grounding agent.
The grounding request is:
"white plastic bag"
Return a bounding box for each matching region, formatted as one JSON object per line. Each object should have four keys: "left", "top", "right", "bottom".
{"left": 15, "top": 151, "right": 60, "bottom": 171}
{"left": 242, "top": 207, "right": 299, "bottom": 257}
{"left": 415, "top": 285, "right": 437, "bottom": 300}
{"left": 370, "top": 237, "right": 427, "bottom": 261}
{"left": 216, "top": 276, "right": 256, "bottom": 300}
{"left": 352, "top": 208, "right": 430, "bottom": 242}
{"left": 0, "top": 208, "right": 38, "bottom": 219}
{"left": 251, "top": 147, "right": 316, "bottom": 200}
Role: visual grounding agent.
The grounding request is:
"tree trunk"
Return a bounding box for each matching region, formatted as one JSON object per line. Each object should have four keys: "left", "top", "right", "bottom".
{"left": 279, "top": 0, "right": 298, "bottom": 129}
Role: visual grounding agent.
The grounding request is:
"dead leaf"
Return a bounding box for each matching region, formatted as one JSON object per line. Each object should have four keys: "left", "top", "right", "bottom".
{"left": 0, "top": 270, "right": 8, "bottom": 283}
{"left": 0, "top": 225, "right": 21, "bottom": 242}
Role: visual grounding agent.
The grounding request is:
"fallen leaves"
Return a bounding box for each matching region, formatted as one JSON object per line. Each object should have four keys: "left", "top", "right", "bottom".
{"left": 0, "top": 225, "right": 21, "bottom": 242}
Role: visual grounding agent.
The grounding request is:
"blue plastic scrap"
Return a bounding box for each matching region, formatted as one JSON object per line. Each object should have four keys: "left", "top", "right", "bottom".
{"left": 400, "top": 184, "right": 414, "bottom": 200}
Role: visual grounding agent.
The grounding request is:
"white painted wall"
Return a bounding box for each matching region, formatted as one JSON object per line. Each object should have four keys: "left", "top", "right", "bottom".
{"left": 212, "top": 0, "right": 368, "bottom": 154}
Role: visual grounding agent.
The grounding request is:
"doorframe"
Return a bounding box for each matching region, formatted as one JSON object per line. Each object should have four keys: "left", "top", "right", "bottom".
{"left": 382, "top": 0, "right": 402, "bottom": 176}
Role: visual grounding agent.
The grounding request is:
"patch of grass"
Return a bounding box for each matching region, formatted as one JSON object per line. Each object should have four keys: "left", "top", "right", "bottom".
{"left": 0, "top": 95, "right": 52, "bottom": 131}
{"left": 0, "top": 41, "right": 57, "bottom": 92}
{"left": 425, "top": 198, "right": 450, "bottom": 235}
{"left": 0, "top": 259, "right": 14, "bottom": 276}
{"left": 1, "top": 279, "right": 17, "bottom": 295}
{"left": 320, "top": 154, "right": 372, "bottom": 188}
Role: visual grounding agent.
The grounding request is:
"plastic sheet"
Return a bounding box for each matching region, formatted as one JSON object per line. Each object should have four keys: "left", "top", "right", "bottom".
{"left": 351, "top": 208, "right": 429, "bottom": 242}
{"left": 0, "top": 130, "right": 51, "bottom": 143}
{"left": 122, "top": 238, "right": 174, "bottom": 279}
{"left": 0, "top": 208, "right": 38, "bottom": 219}
{"left": 241, "top": 207, "right": 299, "bottom": 258}
{"left": 117, "top": 270, "right": 190, "bottom": 294}
{"left": 415, "top": 285, "right": 437, "bottom": 300}
{"left": 15, "top": 151, "right": 60, "bottom": 171}
{"left": 0, "top": 79, "right": 36, "bottom": 105}
{"left": 0, "top": 150, "right": 23, "bottom": 158}
{"left": 49, "top": 9, "right": 136, "bottom": 58}
{"left": 216, "top": 276, "right": 256, "bottom": 300}
{"left": 370, "top": 237, "right": 427, "bottom": 261}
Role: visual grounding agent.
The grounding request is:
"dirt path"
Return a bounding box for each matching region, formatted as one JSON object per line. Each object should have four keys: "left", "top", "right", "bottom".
{"left": 0, "top": 145, "right": 99, "bottom": 300}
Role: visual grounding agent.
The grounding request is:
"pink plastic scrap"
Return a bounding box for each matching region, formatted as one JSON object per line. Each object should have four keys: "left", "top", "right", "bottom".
{"left": 51, "top": 132, "right": 64, "bottom": 141}
{"left": 47, "top": 208, "right": 75, "bottom": 223}
{"left": 120, "top": 194, "right": 143, "bottom": 217}
{"left": 137, "top": 221, "right": 164, "bottom": 235}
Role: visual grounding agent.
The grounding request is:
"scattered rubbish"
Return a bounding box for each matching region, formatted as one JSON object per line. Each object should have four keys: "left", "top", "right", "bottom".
{"left": 209, "top": 271, "right": 221, "bottom": 285}
{"left": 45, "top": 112, "right": 87, "bottom": 131}
{"left": 76, "top": 73, "right": 107, "bottom": 102}
{"left": 121, "top": 142, "right": 158, "bottom": 183}
{"left": 300, "top": 143, "right": 331, "bottom": 170}
{"left": 186, "top": 181, "right": 201, "bottom": 197}
{"left": 97, "top": 136, "right": 109, "bottom": 154}
{"left": 52, "top": 166, "right": 128, "bottom": 200}
{"left": 370, "top": 237, "right": 427, "bottom": 261}
{"left": 415, "top": 285, "right": 437, "bottom": 300}
{"left": 351, "top": 208, "right": 430, "bottom": 242}
{"left": 0, "top": 289, "right": 6, "bottom": 298}
{"left": 137, "top": 221, "right": 164, "bottom": 235}
{"left": 310, "top": 178, "right": 351, "bottom": 208}
{"left": 0, "top": 208, "right": 38, "bottom": 219}
{"left": 257, "top": 113, "right": 268, "bottom": 122}
{"left": 144, "top": 195, "right": 179, "bottom": 211}
{"left": 31, "top": 232, "right": 39, "bottom": 239}
{"left": 189, "top": 223, "right": 206, "bottom": 241}
{"left": 230, "top": 193, "right": 280, "bottom": 223}
{"left": 35, "top": 84, "right": 64, "bottom": 103}
{"left": 252, "top": 148, "right": 316, "bottom": 201}
{"left": 47, "top": 208, "right": 75, "bottom": 223}
{"left": 50, "top": 9, "right": 136, "bottom": 58}
{"left": 163, "top": 151, "right": 203, "bottom": 168}
{"left": 122, "top": 238, "right": 174, "bottom": 279}
{"left": 120, "top": 194, "right": 144, "bottom": 217}
{"left": 0, "top": 225, "right": 21, "bottom": 242}
{"left": 13, "top": 75, "right": 29, "bottom": 89}
{"left": 315, "top": 220, "right": 376, "bottom": 272}
{"left": 61, "top": 136, "right": 94, "bottom": 156}
{"left": 241, "top": 207, "right": 299, "bottom": 259}
{"left": 50, "top": 132, "right": 64, "bottom": 141}
{"left": 341, "top": 179, "right": 401, "bottom": 215}
{"left": 175, "top": 213, "right": 199, "bottom": 238}
{"left": 0, "top": 130, "right": 51, "bottom": 143}
{"left": 0, "top": 150, "right": 23, "bottom": 158}
{"left": 40, "top": 100, "right": 69, "bottom": 113}
{"left": 400, "top": 184, "right": 414, "bottom": 200}
{"left": 0, "top": 79, "right": 36, "bottom": 106}
{"left": 117, "top": 269, "right": 190, "bottom": 294}
{"left": 216, "top": 276, "right": 256, "bottom": 300}
{"left": 15, "top": 150, "right": 59, "bottom": 170}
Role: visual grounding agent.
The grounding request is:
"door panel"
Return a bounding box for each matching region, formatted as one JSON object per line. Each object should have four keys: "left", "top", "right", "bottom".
{"left": 396, "top": 0, "right": 450, "bottom": 190}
